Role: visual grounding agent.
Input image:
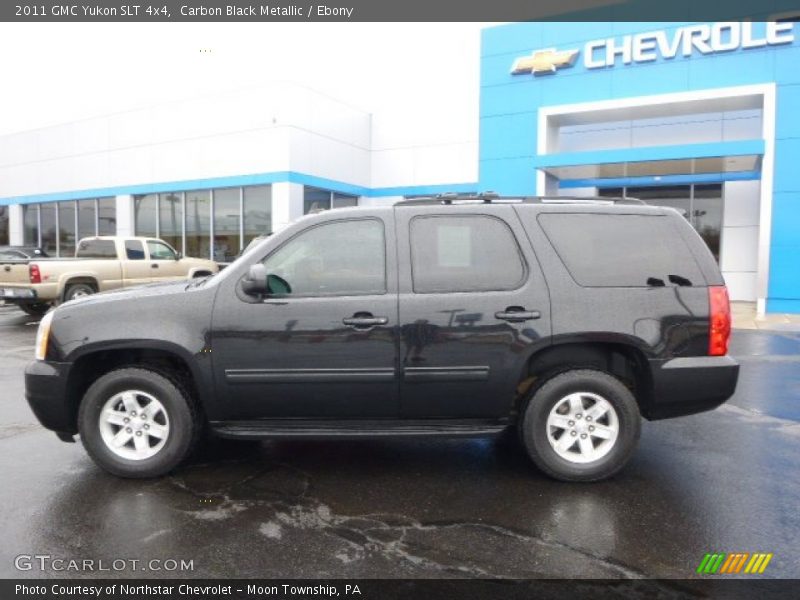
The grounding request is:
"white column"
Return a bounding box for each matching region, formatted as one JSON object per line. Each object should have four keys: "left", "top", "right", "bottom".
{"left": 8, "top": 204, "right": 25, "bottom": 246}
{"left": 720, "top": 180, "right": 760, "bottom": 303}
{"left": 271, "top": 182, "right": 304, "bottom": 231}
{"left": 115, "top": 195, "right": 135, "bottom": 237}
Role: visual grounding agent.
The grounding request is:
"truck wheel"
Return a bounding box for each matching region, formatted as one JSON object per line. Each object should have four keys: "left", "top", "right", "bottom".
{"left": 78, "top": 367, "right": 201, "bottom": 478}
{"left": 64, "top": 283, "right": 95, "bottom": 302}
{"left": 519, "top": 369, "right": 641, "bottom": 482}
{"left": 19, "top": 302, "right": 51, "bottom": 317}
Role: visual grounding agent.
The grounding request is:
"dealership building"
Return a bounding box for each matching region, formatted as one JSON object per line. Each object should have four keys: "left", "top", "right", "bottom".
{"left": 1, "top": 21, "right": 799, "bottom": 313}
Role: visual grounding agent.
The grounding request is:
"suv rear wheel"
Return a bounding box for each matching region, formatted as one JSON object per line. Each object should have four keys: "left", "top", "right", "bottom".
{"left": 78, "top": 367, "right": 201, "bottom": 478}
{"left": 520, "top": 369, "right": 641, "bottom": 482}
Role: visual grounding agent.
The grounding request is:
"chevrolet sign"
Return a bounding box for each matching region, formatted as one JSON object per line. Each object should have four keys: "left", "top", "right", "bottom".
{"left": 511, "top": 22, "right": 795, "bottom": 75}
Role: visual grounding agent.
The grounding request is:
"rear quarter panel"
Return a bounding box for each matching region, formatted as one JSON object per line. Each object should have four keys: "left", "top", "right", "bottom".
{"left": 515, "top": 205, "right": 713, "bottom": 359}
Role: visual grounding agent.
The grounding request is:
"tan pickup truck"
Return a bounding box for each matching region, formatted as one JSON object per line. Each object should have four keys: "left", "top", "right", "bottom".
{"left": 0, "top": 236, "right": 218, "bottom": 316}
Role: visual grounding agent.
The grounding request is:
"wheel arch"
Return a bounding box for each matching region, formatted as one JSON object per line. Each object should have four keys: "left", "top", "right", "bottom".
{"left": 64, "top": 342, "right": 206, "bottom": 432}
{"left": 61, "top": 276, "right": 99, "bottom": 301}
{"left": 513, "top": 338, "right": 653, "bottom": 419}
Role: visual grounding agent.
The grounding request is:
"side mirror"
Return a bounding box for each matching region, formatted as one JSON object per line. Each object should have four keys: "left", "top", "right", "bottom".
{"left": 241, "top": 264, "right": 269, "bottom": 296}
{"left": 174, "top": 252, "right": 182, "bottom": 260}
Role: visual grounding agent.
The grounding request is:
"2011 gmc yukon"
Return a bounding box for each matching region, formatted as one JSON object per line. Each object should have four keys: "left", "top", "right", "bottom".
{"left": 25, "top": 196, "right": 739, "bottom": 481}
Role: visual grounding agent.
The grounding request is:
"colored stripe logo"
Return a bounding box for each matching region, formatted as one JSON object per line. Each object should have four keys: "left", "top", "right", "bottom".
{"left": 697, "top": 552, "right": 773, "bottom": 574}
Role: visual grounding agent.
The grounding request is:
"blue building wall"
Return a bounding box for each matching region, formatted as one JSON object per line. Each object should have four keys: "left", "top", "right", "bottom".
{"left": 479, "top": 21, "right": 800, "bottom": 313}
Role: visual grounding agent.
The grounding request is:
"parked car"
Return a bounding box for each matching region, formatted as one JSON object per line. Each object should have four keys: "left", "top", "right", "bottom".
{"left": 25, "top": 196, "right": 738, "bottom": 481}
{"left": 0, "top": 245, "right": 48, "bottom": 259}
{"left": 0, "top": 246, "right": 51, "bottom": 316}
{"left": 0, "top": 236, "right": 218, "bottom": 316}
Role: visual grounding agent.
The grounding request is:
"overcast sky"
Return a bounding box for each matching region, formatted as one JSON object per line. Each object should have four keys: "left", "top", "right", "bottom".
{"left": 0, "top": 23, "right": 495, "bottom": 136}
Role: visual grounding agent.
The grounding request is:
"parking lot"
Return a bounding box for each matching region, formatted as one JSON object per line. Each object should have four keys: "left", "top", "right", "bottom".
{"left": 1, "top": 303, "right": 799, "bottom": 579}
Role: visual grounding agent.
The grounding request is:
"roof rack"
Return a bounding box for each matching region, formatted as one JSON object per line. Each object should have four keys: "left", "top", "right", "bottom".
{"left": 395, "top": 192, "right": 645, "bottom": 206}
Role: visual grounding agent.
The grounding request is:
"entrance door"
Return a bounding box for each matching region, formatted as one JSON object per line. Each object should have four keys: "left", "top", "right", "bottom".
{"left": 599, "top": 184, "right": 723, "bottom": 262}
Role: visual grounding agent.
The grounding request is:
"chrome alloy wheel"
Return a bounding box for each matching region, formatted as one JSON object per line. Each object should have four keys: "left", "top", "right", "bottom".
{"left": 98, "top": 390, "right": 170, "bottom": 460}
{"left": 546, "top": 392, "right": 619, "bottom": 464}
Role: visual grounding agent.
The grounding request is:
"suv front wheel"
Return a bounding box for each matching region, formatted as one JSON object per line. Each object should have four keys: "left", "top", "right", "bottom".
{"left": 520, "top": 369, "right": 641, "bottom": 482}
{"left": 78, "top": 367, "right": 201, "bottom": 478}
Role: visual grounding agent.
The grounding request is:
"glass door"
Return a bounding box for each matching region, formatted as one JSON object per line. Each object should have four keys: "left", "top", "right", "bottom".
{"left": 598, "top": 184, "right": 723, "bottom": 262}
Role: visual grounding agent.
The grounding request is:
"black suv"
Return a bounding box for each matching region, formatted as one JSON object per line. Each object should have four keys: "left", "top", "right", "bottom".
{"left": 25, "top": 196, "right": 739, "bottom": 481}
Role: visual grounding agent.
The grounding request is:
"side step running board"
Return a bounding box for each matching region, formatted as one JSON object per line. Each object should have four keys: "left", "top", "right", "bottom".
{"left": 211, "top": 419, "right": 509, "bottom": 440}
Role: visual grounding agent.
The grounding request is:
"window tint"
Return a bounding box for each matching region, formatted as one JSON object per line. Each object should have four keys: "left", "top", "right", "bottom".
{"left": 261, "top": 219, "right": 385, "bottom": 296}
{"left": 76, "top": 239, "right": 117, "bottom": 258}
{"left": 125, "top": 240, "right": 145, "bottom": 260}
{"left": 147, "top": 240, "right": 176, "bottom": 260}
{"left": 410, "top": 215, "right": 525, "bottom": 293}
{"left": 538, "top": 213, "right": 704, "bottom": 287}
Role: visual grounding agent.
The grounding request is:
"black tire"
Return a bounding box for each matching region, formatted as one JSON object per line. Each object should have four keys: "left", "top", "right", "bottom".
{"left": 78, "top": 367, "right": 202, "bottom": 478}
{"left": 519, "top": 369, "right": 641, "bottom": 482}
{"left": 64, "top": 282, "right": 96, "bottom": 302}
{"left": 19, "top": 302, "right": 51, "bottom": 317}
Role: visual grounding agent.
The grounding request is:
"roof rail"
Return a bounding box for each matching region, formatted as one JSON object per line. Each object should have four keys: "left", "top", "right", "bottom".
{"left": 395, "top": 193, "right": 644, "bottom": 206}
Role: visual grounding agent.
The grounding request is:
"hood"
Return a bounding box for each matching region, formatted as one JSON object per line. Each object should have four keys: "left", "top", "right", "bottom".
{"left": 58, "top": 279, "right": 196, "bottom": 310}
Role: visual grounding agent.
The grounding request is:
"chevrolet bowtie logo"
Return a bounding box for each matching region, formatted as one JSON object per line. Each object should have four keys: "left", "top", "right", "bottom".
{"left": 511, "top": 48, "right": 580, "bottom": 75}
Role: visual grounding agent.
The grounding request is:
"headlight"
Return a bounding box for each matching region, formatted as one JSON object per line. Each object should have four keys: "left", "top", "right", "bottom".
{"left": 34, "top": 311, "right": 54, "bottom": 361}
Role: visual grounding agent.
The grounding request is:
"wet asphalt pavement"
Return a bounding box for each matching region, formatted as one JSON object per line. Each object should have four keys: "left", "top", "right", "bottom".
{"left": 0, "top": 303, "right": 799, "bottom": 580}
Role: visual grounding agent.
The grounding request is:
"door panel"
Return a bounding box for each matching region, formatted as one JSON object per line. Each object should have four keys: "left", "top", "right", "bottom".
{"left": 146, "top": 240, "right": 185, "bottom": 282}
{"left": 121, "top": 239, "right": 153, "bottom": 287}
{"left": 395, "top": 205, "right": 551, "bottom": 419}
{"left": 211, "top": 214, "right": 400, "bottom": 419}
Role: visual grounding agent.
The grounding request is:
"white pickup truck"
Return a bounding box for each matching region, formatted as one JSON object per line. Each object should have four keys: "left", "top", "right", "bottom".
{"left": 0, "top": 236, "right": 218, "bottom": 316}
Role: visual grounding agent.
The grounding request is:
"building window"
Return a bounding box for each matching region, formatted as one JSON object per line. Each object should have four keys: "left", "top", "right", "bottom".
{"left": 134, "top": 185, "right": 273, "bottom": 261}
{"left": 58, "top": 201, "right": 77, "bottom": 257}
{"left": 213, "top": 188, "right": 240, "bottom": 262}
{"left": 158, "top": 193, "right": 183, "bottom": 254}
{"left": 19, "top": 198, "right": 116, "bottom": 256}
{"left": 243, "top": 185, "right": 272, "bottom": 248}
{"left": 78, "top": 199, "right": 97, "bottom": 239}
{"left": 133, "top": 194, "right": 158, "bottom": 239}
{"left": 0, "top": 206, "right": 9, "bottom": 246}
{"left": 185, "top": 190, "right": 211, "bottom": 260}
{"left": 40, "top": 203, "right": 57, "bottom": 256}
{"left": 23, "top": 204, "right": 39, "bottom": 247}
{"left": 303, "top": 186, "right": 358, "bottom": 214}
{"left": 97, "top": 197, "right": 116, "bottom": 235}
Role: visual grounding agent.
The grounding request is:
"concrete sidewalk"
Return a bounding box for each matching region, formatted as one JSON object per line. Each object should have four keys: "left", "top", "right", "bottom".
{"left": 732, "top": 301, "right": 800, "bottom": 332}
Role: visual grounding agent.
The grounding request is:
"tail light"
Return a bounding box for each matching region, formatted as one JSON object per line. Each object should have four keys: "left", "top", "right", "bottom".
{"left": 29, "top": 263, "right": 41, "bottom": 284}
{"left": 708, "top": 286, "right": 731, "bottom": 356}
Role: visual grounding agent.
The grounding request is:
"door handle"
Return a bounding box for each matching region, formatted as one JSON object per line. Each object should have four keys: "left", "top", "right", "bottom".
{"left": 495, "top": 308, "right": 541, "bottom": 322}
{"left": 343, "top": 315, "right": 388, "bottom": 329}
{"left": 151, "top": 263, "right": 159, "bottom": 269}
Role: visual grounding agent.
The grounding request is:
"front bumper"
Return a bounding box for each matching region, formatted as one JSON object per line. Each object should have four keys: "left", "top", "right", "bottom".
{"left": 25, "top": 360, "right": 76, "bottom": 435}
{"left": 645, "top": 355, "right": 739, "bottom": 420}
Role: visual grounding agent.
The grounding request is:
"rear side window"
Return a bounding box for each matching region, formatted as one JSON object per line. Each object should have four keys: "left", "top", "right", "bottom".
{"left": 410, "top": 215, "right": 526, "bottom": 293}
{"left": 538, "top": 213, "right": 703, "bottom": 287}
{"left": 76, "top": 239, "right": 117, "bottom": 258}
{"left": 125, "top": 240, "right": 145, "bottom": 260}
